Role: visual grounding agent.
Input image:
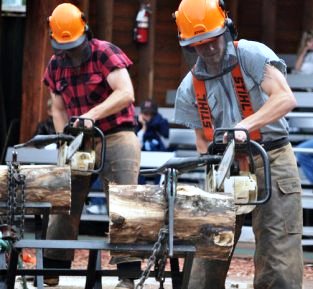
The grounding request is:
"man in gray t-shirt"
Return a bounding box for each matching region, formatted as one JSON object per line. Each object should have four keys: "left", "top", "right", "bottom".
{"left": 174, "top": 1, "right": 303, "bottom": 289}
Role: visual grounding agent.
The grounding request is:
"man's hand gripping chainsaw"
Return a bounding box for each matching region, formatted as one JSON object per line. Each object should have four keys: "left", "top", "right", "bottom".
{"left": 206, "top": 128, "right": 272, "bottom": 215}
{"left": 15, "top": 117, "right": 105, "bottom": 175}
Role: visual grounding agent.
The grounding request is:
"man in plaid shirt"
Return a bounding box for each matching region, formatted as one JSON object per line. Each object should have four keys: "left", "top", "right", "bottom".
{"left": 43, "top": 3, "right": 141, "bottom": 289}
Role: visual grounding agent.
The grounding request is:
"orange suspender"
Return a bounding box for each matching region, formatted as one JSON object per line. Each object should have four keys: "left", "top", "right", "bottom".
{"left": 194, "top": 42, "right": 261, "bottom": 141}
{"left": 192, "top": 76, "right": 214, "bottom": 141}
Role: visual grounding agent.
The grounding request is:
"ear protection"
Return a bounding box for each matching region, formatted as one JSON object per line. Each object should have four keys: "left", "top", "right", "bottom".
{"left": 81, "top": 14, "right": 93, "bottom": 41}
{"left": 219, "top": 0, "right": 238, "bottom": 40}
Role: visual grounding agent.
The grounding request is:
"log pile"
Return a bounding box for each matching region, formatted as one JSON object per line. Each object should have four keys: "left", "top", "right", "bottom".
{"left": 109, "top": 184, "right": 236, "bottom": 260}
{"left": 0, "top": 165, "right": 71, "bottom": 214}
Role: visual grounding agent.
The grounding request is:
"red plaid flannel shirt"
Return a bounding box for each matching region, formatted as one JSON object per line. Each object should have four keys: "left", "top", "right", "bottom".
{"left": 43, "top": 39, "right": 136, "bottom": 133}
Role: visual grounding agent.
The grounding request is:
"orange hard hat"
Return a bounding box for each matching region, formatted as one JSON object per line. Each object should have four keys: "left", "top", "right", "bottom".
{"left": 174, "top": 0, "right": 227, "bottom": 47}
{"left": 48, "top": 3, "right": 87, "bottom": 50}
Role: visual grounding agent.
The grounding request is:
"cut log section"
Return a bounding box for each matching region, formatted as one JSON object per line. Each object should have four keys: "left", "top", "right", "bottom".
{"left": 0, "top": 165, "right": 71, "bottom": 214}
{"left": 109, "top": 184, "right": 236, "bottom": 260}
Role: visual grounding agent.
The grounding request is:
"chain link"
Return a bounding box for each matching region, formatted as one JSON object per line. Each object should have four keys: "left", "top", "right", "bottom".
{"left": 6, "top": 160, "right": 26, "bottom": 240}
{"left": 7, "top": 163, "right": 14, "bottom": 227}
{"left": 18, "top": 173, "right": 26, "bottom": 239}
{"left": 135, "top": 227, "right": 168, "bottom": 289}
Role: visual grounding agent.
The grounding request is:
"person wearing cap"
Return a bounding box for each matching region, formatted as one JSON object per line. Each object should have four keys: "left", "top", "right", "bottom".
{"left": 136, "top": 100, "right": 169, "bottom": 184}
{"left": 173, "top": 0, "right": 303, "bottom": 288}
{"left": 43, "top": 3, "right": 141, "bottom": 289}
{"left": 136, "top": 100, "right": 169, "bottom": 153}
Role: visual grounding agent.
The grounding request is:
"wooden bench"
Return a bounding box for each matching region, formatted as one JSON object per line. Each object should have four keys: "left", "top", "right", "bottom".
{"left": 285, "top": 77, "right": 313, "bottom": 144}
{"left": 287, "top": 73, "right": 313, "bottom": 91}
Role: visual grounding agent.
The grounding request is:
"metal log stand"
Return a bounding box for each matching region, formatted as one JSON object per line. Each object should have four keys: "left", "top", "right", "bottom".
{"left": 0, "top": 127, "right": 271, "bottom": 289}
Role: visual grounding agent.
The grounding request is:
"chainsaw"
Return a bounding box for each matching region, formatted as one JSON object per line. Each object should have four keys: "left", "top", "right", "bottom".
{"left": 206, "top": 128, "right": 271, "bottom": 215}
{"left": 14, "top": 116, "right": 106, "bottom": 175}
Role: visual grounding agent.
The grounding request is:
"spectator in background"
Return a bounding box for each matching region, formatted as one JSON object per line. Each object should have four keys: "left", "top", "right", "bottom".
{"left": 136, "top": 100, "right": 169, "bottom": 184}
{"left": 296, "top": 139, "right": 313, "bottom": 183}
{"left": 294, "top": 30, "right": 313, "bottom": 74}
{"left": 136, "top": 100, "right": 169, "bottom": 152}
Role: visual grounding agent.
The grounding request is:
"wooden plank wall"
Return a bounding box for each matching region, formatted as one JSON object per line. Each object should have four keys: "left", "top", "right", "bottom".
{"left": 19, "top": 0, "right": 313, "bottom": 142}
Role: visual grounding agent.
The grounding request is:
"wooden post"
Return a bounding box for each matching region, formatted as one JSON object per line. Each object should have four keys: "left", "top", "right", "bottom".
{"left": 137, "top": 0, "right": 156, "bottom": 102}
{"left": 109, "top": 184, "right": 236, "bottom": 260}
{"left": 261, "top": 0, "right": 277, "bottom": 49}
{"left": 20, "top": 0, "right": 60, "bottom": 143}
{"left": 303, "top": 0, "right": 313, "bottom": 31}
{"left": 95, "top": 0, "right": 113, "bottom": 41}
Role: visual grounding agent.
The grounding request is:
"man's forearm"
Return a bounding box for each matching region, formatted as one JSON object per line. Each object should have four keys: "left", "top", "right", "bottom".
{"left": 53, "top": 110, "right": 68, "bottom": 133}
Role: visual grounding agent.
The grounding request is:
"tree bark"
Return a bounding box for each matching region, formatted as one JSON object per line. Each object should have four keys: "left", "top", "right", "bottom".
{"left": 0, "top": 165, "right": 71, "bottom": 214}
{"left": 109, "top": 184, "right": 236, "bottom": 260}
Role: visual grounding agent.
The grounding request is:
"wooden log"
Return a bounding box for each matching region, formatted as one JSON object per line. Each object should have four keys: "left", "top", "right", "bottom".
{"left": 0, "top": 165, "right": 71, "bottom": 214}
{"left": 109, "top": 184, "right": 236, "bottom": 260}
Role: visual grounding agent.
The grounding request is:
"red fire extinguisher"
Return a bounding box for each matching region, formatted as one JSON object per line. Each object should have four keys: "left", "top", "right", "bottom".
{"left": 134, "top": 4, "right": 150, "bottom": 44}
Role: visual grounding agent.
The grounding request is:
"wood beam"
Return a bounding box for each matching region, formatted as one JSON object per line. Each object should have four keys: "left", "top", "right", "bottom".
{"left": 20, "top": 0, "right": 59, "bottom": 143}
{"left": 261, "top": 0, "right": 277, "bottom": 49}
{"left": 303, "top": 0, "right": 313, "bottom": 31}
{"left": 95, "top": 0, "right": 113, "bottom": 41}
{"left": 72, "top": 0, "right": 89, "bottom": 17}
{"left": 226, "top": 0, "right": 238, "bottom": 24}
{"left": 137, "top": 0, "right": 156, "bottom": 102}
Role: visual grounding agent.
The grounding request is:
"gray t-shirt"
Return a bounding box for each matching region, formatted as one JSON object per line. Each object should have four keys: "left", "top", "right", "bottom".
{"left": 174, "top": 39, "right": 290, "bottom": 142}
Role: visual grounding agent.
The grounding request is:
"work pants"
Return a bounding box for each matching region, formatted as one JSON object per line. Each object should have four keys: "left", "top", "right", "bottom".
{"left": 44, "top": 131, "right": 141, "bottom": 265}
{"left": 188, "top": 143, "right": 303, "bottom": 289}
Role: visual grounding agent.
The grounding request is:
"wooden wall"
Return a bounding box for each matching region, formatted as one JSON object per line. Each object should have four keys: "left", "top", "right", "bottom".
{"left": 18, "top": 0, "right": 313, "bottom": 142}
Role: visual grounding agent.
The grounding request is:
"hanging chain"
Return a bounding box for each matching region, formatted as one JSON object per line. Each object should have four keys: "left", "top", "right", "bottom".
{"left": 135, "top": 227, "right": 168, "bottom": 289}
{"left": 153, "top": 230, "right": 168, "bottom": 289}
{"left": 6, "top": 156, "right": 26, "bottom": 240}
{"left": 17, "top": 172, "right": 26, "bottom": 239}
{"left": 135, "top": 169, "right": 177, "bottom": 289}
{"left": 7, "top": 162, "right": 14, "bottom": 227}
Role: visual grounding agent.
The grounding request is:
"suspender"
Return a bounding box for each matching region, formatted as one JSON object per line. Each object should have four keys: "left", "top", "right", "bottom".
{"left": 192, "top": 76, "right": 214, "bottom": 141}
{"left": 193, "top": 41, "right": 261, "bottom": 141}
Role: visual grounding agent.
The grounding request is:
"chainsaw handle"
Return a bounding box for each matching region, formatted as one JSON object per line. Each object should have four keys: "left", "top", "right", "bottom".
{"left": 140, "top": 154, "right": 222, "bottom": 176}
{"left": 241, "top": 140, "right": 272, "bottom": 205}
{"left": 64, "top": 117, "right": 106, "bottom": 174}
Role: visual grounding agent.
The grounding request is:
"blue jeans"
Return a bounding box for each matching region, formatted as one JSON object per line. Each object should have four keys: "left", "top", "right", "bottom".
{"left": 296, "top": 139, "right": 313, "bottom": 183}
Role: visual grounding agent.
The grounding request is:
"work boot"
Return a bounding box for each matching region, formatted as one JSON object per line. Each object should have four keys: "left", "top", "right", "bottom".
{"left": 43, "top": 276, "right": 59, "bottom": 286}
{"left": 115, "top": 278, "right": 135, "bottom": 289}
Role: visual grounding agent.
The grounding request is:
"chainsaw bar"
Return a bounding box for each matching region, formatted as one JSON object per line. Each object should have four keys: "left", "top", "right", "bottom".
{"left": 66, "top": 132, "right": 84, "bottom": 161}
{"left": 216, "top": 139, "right": 235, "bottom": 191}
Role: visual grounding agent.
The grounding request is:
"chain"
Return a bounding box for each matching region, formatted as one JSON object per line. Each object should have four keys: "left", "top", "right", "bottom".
{"left": 7, "top": 163, "right": 15, "bottom": 227}
{"left": 17, "top": 173, "right": 26, "bottom": 239}
{"left": 6, "top": 160, "right": 26, "bottom": 240}
{"left": 135, "top": 227, "right": 168, "bottom": 289}
{"left": 154, "top": 233, "right": 168, "bottom": 289}
{"left": 7, "top": 162, "right": 14, "bottom": 227}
